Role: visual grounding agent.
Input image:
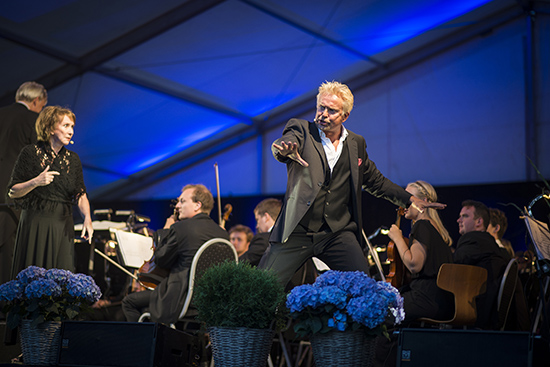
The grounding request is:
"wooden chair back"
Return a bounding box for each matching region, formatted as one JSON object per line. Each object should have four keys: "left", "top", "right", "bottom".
{"left": 418, "top": 263, "right": 487, "bottom": 327}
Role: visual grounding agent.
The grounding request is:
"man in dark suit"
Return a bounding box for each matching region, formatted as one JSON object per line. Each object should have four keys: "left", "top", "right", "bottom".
{"left": 239, "top": 198, "right": 281, "bottom": 267}
{"left": 453, "top": 200, "right": 508, "bottom": 330}
{"left": 229, "top": 224, "right": 253, "bottom": 257}
{"left": 260, "top": 81, "right": 443, "bottom": 286}
{"left": 0, "top": 81, "right": 47, "bottom": 286}
{"left": 121, "top": 184, "right": 228, "bottom": 324}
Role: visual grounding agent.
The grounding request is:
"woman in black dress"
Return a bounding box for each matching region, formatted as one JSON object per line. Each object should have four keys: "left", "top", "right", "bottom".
{"left": 8, "top": 106, "right": 93, "bottom": 278}
{"left": 388, "top": 180, "right": 453, "bottom": 322}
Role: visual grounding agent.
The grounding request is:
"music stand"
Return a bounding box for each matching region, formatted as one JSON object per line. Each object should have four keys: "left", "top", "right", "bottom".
{"left": 111, "top": 228, "right": 154, "bottom": 268}
{"left": 523, "top": 212, "right": 550, "bottom": 334}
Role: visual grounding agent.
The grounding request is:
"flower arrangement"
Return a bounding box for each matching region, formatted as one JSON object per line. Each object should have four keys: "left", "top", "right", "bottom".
{"left": 286, "top": 270, "right": 404, "bottom": 338}
{"left": 0, "top": 266, "right": 102, "bottom": 329}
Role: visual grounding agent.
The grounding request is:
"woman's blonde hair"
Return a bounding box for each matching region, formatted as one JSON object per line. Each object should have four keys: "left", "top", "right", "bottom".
{"left": 35, "top": 106, "right": 75, "bottom": 142}
{"left": 408, "top": 180, "right": 452, "bottom": 246}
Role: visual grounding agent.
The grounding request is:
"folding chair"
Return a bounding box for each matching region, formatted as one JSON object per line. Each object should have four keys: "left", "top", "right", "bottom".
{"left": 138, "top": 237, "right": 238, "bottom": 327}
{"left": 497, "top": 258, "right": 519, "bottom": 330}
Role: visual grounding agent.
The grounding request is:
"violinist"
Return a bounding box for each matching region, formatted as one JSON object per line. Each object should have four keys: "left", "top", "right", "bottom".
{"left": 374, "top": 181, "right": 453, "bottom": 367}
{"left": 121, "top": 184, "right": 228, "bottom": 324}
{"left": 387, "top": 180, "right": 453, "bottom": 322}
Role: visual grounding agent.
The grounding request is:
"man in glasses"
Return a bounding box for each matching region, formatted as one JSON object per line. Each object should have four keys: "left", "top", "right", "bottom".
{"left": 122, "top": 184, "right": 228, "bottom": 324}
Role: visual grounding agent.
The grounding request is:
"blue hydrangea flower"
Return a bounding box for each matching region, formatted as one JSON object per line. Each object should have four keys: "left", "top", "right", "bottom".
{"left": 317, "top": 285, "right": 348, "bottom": 309}
{"left": 347, "top": 293, "right": 389, "bottom": 329}
{"left": 66, "top": 274, "right": 102, "bottom": 303}
{"left": 16, "top": 266, "right": 46, "bottom": 285}
{"left": 328, "top": 310, "right": 348, "bottom": 331}
{"left": 0, "top": 280, "right": 24, "bottom": 302}
{"left": 45, "top": 268, "right": 73, "bottom": 286}
{"left": 287, "top": 270, "right": 405, "bottom": 334}
{"left": 315, "top": 270, "right": 343, "bottom": 287}
{"left": 286, "top": 284, "right": 320, "bottom": 313}
{"left": 25, "top": 279, "right": 62, "bottom": 299}
{"left": 376, "top": 281, "right": 405, "bottom": 323}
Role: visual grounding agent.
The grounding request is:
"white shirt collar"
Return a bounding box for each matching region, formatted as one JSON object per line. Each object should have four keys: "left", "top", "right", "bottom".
{"left": 318, "top": 126, "right": 348, "bottom": 172}
{"left": 16, "top": 101, "right": 31, "bottom": 110}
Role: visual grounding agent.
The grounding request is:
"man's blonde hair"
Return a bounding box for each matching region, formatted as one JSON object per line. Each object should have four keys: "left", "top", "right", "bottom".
{"left": 317, "top": 81, "right": 354, "bottom": 115}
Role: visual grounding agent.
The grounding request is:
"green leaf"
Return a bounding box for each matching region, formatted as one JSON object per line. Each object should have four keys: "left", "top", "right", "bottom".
{"left": 31, "top": 314, "right": 44, "bottom": 328}
{"left": 66, "top": 308, "right": 79, "bottom": 319}
{"left": 6, "top": 313, "right": 20, "bottom": 329}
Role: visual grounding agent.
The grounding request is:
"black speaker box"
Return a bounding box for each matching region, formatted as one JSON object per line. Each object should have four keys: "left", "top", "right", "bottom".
{"left": 0, "top": 322, "right": 21, "bottom": 363}
{"left": 397, "top": 328, "right": 533, "bottom": 367}
{"left": 57, "top": 321, "right": 202, "bottom": 367}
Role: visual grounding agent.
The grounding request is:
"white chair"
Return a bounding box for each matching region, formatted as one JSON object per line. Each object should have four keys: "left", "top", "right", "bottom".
{"left": 497, "top": 258, "right": 519, "bottom": 331}
{"left": 138, "top": 237, "right": 238, "bottom": 327}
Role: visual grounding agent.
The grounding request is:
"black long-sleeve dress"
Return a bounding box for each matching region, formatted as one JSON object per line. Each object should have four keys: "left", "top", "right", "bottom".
{"left": 8, "top": 141, "right": 86, "bottom": 278}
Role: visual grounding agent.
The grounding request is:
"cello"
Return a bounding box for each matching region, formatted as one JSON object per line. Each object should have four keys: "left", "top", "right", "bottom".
{"left": 385, "top": 207, "right": 411, "bottom": 288}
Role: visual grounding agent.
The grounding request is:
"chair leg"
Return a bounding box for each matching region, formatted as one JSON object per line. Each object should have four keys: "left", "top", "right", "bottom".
{"left": 295, "top": 341, "right": 312, "bottom": 367}
{"left": 277, "top": 331, "right": 293, "bottom": 367}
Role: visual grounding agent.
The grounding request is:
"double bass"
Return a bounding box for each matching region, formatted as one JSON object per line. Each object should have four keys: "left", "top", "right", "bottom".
{"left": 385, "top": 207, "right": 411, "bottom": 288}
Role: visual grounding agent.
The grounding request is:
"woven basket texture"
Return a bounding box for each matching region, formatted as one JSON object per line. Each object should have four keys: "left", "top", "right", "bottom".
{"left": 208, "top": 326, "right": 275, "bottom": 367}
{"left": 310, "top": 329, "right": 376, "bottom": 367}
{"left": 20, "top": 320, "right": 62, "bottom": 366}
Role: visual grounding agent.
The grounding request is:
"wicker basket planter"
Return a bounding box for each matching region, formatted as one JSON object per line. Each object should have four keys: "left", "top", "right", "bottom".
{"left": 20, "top": 320, "right": 62, "bottom": 366}
{"left": 310, "top": 329, "right": 376, "bottom": 367}
{"left": 208, "top": 326, "right": 275, "bottom": 367}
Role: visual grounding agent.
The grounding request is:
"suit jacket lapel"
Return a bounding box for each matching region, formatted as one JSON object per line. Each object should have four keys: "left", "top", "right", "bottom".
{"left": 347, "top": 133, "right": 359, "bottom": 190}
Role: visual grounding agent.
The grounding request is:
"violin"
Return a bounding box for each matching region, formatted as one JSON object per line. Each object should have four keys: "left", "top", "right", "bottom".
{"left": 385, "top": 207, "right": 411, "bottom": 288}
{"left": 135, "top": 205, "right": 177, "bottom": 290}
{"left": 220, "top": 203, "right": 232, "bottom": 229}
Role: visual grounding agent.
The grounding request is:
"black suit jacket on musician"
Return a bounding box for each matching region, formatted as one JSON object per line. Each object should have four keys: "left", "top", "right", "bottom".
{"left": 270, "top": 118, "right": 412, "bottom": 244}
{"left": 453, "top": 231, "right": 508, "bottom": 330}
{"left": 239, "top": 231, "right": 270, "bottom": 267}
{"left": 0, "top": 103, "right": 38, "bottom": 204}
{"left": 148, "top": 212, "right": 228, "bottom": 324}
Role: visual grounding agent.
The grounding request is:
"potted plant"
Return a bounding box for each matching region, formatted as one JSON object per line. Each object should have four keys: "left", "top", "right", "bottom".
{"left": 286, "top": 270, "right": 404, "bottom": 367}
{"left": 0, "top": 266, "right": 102, "bottom": 366}
{"left": 193, "top": 260, "right": 286, "bottom": 367}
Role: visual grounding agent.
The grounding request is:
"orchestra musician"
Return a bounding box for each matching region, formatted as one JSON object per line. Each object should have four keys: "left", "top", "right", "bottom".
{"left": 387, "top": 180, "right": 454, "bottom": 322}
{"left": 259, "top": 80, "right": 445, "bottom": 286}
{"left": 121, "top": 184, "right": 228, "bottom": 324}
{"left": 375, "top": 181, "right": 453, "bottom": 367}
{"left": 240, "top": 198, "right": 282, "bottom": 267}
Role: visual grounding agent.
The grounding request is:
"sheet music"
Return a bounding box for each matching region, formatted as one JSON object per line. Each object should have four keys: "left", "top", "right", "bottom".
{"left": 74, "top": 220, "right": 127, "bottom": 231}
{"left": 524, "top": 215, "right": 550, "bottom": 261}
{"left": 113, "top": 229, "right": 154, "bottom": 268}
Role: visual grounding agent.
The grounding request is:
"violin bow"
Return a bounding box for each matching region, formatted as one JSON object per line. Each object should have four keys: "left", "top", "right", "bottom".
{"left": 214, "top": 163, "right": 222, "bottom": 225}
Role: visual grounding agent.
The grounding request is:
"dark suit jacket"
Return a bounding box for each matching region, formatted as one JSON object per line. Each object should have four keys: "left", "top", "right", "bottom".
{"left": 0, "top": 103, "right": 38, "bottom": 285}
{"left": 148, "top": 213, "right": 228, "bottom": 324}
{"left": 454, "top": 231, "right": 508, "bottom": 329}
{"left": 0, "top": 103, "right": 38, "bottom": 204}
{"left": 239, "top": 232, "right": 270, "bottom": 266}
{"left": 270, "top": 118, "right": 411, "bottom": 244}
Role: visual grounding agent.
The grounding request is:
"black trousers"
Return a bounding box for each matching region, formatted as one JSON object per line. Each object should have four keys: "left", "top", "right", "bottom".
{"left": 121, "top": 290, "right": 152, "bottom": 322}
{"left": 259, "top": 223, "right": 370, "bottom": 286}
